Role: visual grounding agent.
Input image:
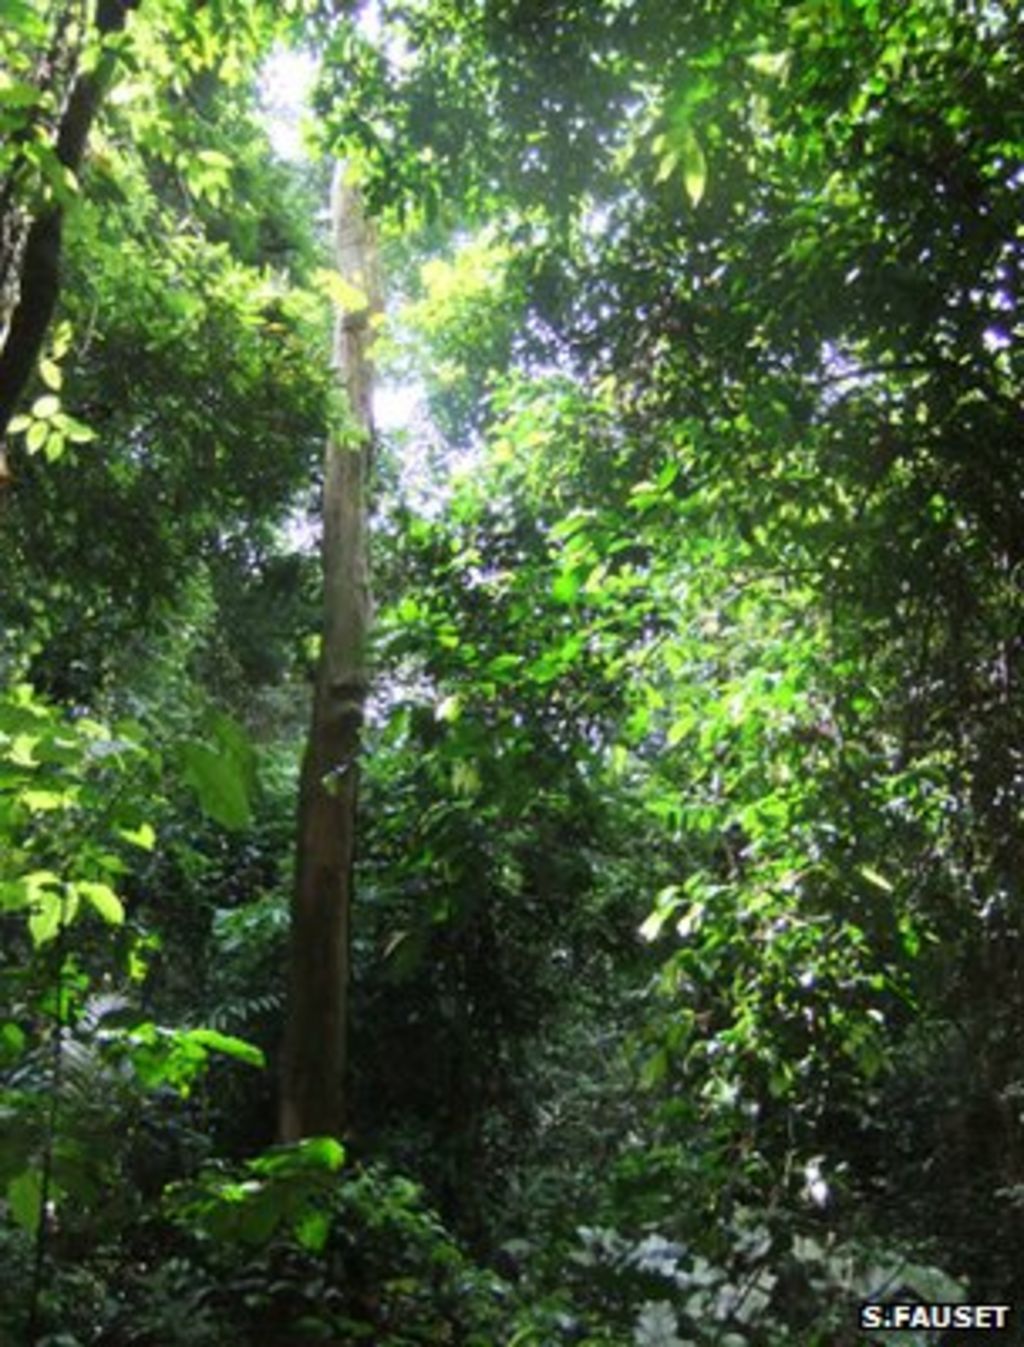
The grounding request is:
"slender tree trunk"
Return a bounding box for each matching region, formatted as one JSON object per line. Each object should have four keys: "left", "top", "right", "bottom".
{"left": 278, "top": 164, "right": 379, "bottom": 1141}
{"left": 0, "top": 0, "right": 142, "bottom": 486}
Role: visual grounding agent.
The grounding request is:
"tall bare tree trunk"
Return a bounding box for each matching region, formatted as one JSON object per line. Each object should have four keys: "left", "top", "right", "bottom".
{"left": 278, "top": 164, "right": 379, "bottom": 1141}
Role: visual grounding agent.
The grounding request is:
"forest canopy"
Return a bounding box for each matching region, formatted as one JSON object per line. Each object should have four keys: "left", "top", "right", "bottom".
{"left": 1, "top": 1, "right": 1022, "bottom": 1344}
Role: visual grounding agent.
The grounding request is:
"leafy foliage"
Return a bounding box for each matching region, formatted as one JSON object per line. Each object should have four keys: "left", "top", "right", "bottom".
{"left": 3, "top": 0, "right": 1023, "bottom": 1340}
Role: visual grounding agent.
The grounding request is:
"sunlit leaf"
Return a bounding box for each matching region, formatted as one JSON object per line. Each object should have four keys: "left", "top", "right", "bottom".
{"left": 26, "top": 421, "right": 48, "bottom": 453}
{"left": 680, "top": 129, "right": 707, "bottom": 206}
{"left": 77, "top": 880, "right": 125, "bottom": 926}
{"left": 859, "top": 865, "right": 893, "bottom": 893}
{"left": 29, "top": 889, "right": 66, "bottom": 945}
{"left": 39, "top": 359, "right": 62, "bottom": 390}
{"left": 746, "top": 50, "right": 791, "bottom": 79}
{"left": 117, "top": 821, "right": 156, "bottom": 850}
{"left": 186, "top": 1028, "right": 265, "bottom": 1069}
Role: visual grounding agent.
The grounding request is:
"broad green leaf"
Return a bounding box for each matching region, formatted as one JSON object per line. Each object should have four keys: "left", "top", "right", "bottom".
{"left": 29, "top": 890, "right": 65, "bottom": 945}
{"left": 50, "top": 321, "right": 72, "bottom": 360}
{"left": 252, "top": 1136, "right": 346, "bottom": 1174}
{"left": 292, "top": 1136, "right": 345, "bottom": 1171}
{"left": 0, "top": 1022, "right": 26, "bottom": 1059}
{"left": 39, "top": 359, "right": 62, "bottom": 390}
{"left": 6, "top": 871, "right": 60, "bottom": 911}
{"left": 43, "top": 430, "right": 65, "bottom": 462}
{"left": 182, "top": 742, "right": 251, "bottom": 830}
{"left": 26, "top": 421, "right": 47, "bottom": 453}
{"left": 485, "top": 653, "right": 522, "bottom": 677}
{"left": 551, "top": 570, "right": 581, "bottom": 603}
{"left": 63, "top": 417, "right": 96, "bottom": 443}
{"left": 0, "top": 79, "right": 40, "bottom": 109}
{"left": 8, "top": 1169, "right": 43, "bottom": 1233}
{"left": 77, "top": 880, "right": 125, "bottom": 926}
{"left": 21, "top": 789, "right": 70, "bottom": 812}
{"left": 187, "top": 1028, "right": 265, "bottom": 1069}
{"left": 31, "top": 394, "right": 59, "bottom": 419}
{"left": 117, "top": 821, "right": 156, "bottom": 850}
{"left": 9, "top": 733, "right": 39, "bottom": 765}
{"left": 197, "top": 149, "right": 234, "bottom": 169}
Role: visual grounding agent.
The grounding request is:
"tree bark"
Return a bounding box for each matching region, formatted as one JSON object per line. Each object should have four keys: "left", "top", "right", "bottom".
{"left": 0, "top": 0, "right": 142, "bottom": 484}
{"left": 278, "top": 164, "right": 379, "bottom": 1141}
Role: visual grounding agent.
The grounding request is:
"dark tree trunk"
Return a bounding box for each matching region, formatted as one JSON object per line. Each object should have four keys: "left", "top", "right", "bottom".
{"left": 0, "top": 0, "right": 141, "bottom": 477}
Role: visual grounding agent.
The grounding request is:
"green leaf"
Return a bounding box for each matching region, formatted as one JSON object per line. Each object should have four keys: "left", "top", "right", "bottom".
{"left": 77, "top": 880, "right": 125, "bottom": 926}
{"left": 0, "top": 79, "right": 41, "bottom": 109}
{"left": 667, "top": 715, "right": 692, "bottom": 747}
{"left": 639, "top": 886, "right": 681, "bottom": 942}
{"left": 746, "top": 50, "right": 791, "bottom": 79}
{"left": 295, "top": 1207, "right": 331, "bottom": 1252}
{"left": 551, "top": 570, "right": 582, "bottom": 603}
{"left": 29, "top": 890, "right": 65, "bottom": 945}
{"left": 186, "top": 1028, "right": 265, "bottom": 1069}
{"left": 31, "top": 394, "right": 59, "bottom": 419}
{"left": 251, "top": 1136, "right": 346, "bottom": 1176}
{"left": 435, "top": 694, "right": 461, "bottom": 722}
{"left": 639, "top": 909, "right": 669, "bottom": 942}
{"left": 39, "top": 359, "right": 62, "bottom": 390}
{"left": 43, "top": 429, "right": 65, "bottom": 462}
{"left": 117, "top": 821, "right": 156, "bottom": 850}
{"left": 63, "top": 417, "right": 96, "bottom": 444}
{"left": 655, "top": 150, "right": 679, "bottom": 184}
{"left": 7, "top": 1169, "right": 43, "bottom": 1233}
{"left": 6, "top": 871, "right": 59, "bottom": 911}
{"left": 197, "top": 148, "right": 233, "bottom": 169}
{"left": 182, "top": 742, "right": 252, "bottom": 830}
{"left": 292, "top": 1136, "right": 346, "bottom": 1171}
{"left": 681, "top": 129, "right": 707, "bottom": 206}
{"left": 21, "top": 788, "right": 70, "bottom": 812}
{"left": 0, "top": 1022, "right": 26, "bottom": 1060}
{"left": 859, "top": 865, "right": 893, "bottom": 893}
{"left": 25, "top": 421, "right": 47, "bottom": 453}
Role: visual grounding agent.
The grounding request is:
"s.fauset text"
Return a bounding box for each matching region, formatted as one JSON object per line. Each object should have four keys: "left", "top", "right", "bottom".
{"left": 859, "top": 1302, "right": 1012, "bottom": 1331}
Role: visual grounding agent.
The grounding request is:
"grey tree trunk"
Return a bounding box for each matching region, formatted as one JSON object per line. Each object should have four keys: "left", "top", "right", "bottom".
{"left": 278, "top": 164, "right": 379, "bottom": 1141}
